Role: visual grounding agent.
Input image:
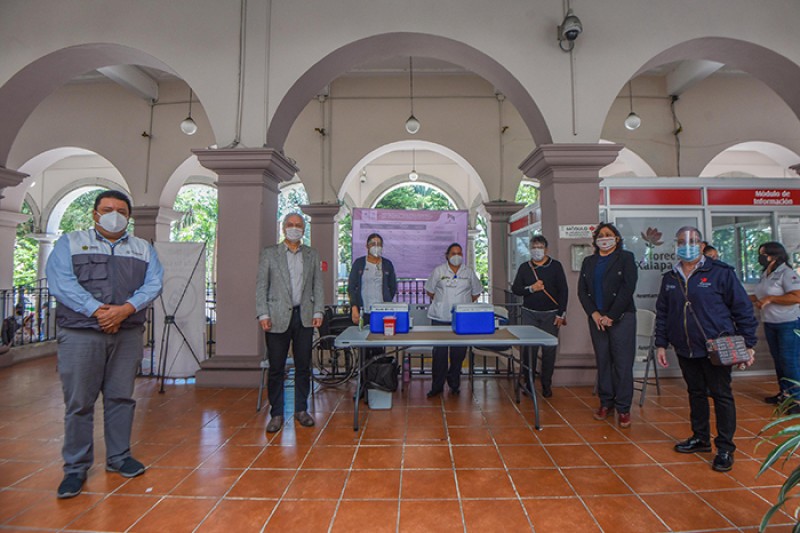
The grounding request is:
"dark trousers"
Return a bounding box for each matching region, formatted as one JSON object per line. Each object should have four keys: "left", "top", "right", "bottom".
{"left": 521, "top": 309, "right": 559, "bottom": 389}
{"left": 765, "top": 319, "right": 800, "bottom": 399}
{"left": 431, "top": 319, "right": 466, "bottom": 392}
{"left": 266, "top": 307, "right": 313, "bottom": 417}
{"left": 588, "top": 312, "right": 636, "bottom": 413}
{"left": 677, "top": 355, "right": 736, "bottom": 453}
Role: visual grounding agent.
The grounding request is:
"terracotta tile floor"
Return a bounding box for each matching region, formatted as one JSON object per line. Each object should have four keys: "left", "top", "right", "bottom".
{"left": 0, "top": 357, "right": 798, "bottom": 532}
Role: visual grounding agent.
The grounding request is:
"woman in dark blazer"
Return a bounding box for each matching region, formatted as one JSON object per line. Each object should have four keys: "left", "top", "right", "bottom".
{"left": 578, "top": 223, "right": 638, "bottom": 428}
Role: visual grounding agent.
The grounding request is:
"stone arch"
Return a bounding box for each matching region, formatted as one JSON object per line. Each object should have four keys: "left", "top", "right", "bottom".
{"left": 43, "top": 179, "right": 128, "bottom": 234}
{"left": 0, "top": 43, "right": 182, "bottom": 167}
{"left": 632, "top": 37, "right": 800, "bottom": 123}
{"left": 159, "top": 155, "right": 218, "bottom": 209}
{"left": 267, "top": 32, "right": 551, "bottom": 150}
{"left": 339, "top": 140, "right": 489, "bottom": 205}
{"left": 365, "top": 175, "right": 465, "bottom": 211}
{"left": 599, "top": 140, "right": 658, "bottom": 177}
{"left": 699, "top": 141, "right": 800, "bottom": 178}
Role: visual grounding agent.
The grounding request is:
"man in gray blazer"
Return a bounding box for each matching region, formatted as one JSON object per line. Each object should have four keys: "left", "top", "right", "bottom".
{"left": 256, "top": 213, "right": 324, "bottom": 432}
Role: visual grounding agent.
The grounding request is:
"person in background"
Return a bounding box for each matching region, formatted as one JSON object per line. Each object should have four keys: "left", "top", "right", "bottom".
{"left": 656, "top": 226, "right": 757, "bottom": 473}
{"left": 752, "top": 242, "right": 800, "bottom": 410}
{"left": 578, "top": 223, "right": 638, "bottom": 428}
{"left": 256, "top": 213, "right": 324, "bottom": 433}
{"left": 46, "top": 190, "right": 163, "bottom": 499}
{"left": 425, "top": 243, "right": 483, "bottom": 397}
{"left": 703, "top": 245, "right": 719, "bottom": 261}
{"left": 511, "top": 235, "right": 568, "bottom": 398}
{"left": 348, "top": 233, "right": 398, "bottom": 327}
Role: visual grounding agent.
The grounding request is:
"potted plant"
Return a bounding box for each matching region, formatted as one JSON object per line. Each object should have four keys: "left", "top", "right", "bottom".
{"left": 758, "top": 378, "right": 800, "bottom": 531}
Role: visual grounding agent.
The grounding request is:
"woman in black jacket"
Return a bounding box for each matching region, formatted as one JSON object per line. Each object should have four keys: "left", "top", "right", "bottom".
{"left": 577, "top": 223, "right": 638, "bottom": 428}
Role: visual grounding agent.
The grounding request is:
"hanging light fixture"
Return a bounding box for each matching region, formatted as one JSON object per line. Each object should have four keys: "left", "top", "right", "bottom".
{"left": 180, "top": 88, "right": 198, "bottom": 135}
{"left": 408, "top": 149, "right": 419, "bottom": 181}
{"left": 405, "top": 57, "right": 420, "bottom": 135}
{"left": 624, "top": 81, "right": 641, "bottom": 131}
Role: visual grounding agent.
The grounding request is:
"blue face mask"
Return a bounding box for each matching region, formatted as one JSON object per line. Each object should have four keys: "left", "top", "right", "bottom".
{"left": 676, "top": 244, "right": 701, "bottom": 262}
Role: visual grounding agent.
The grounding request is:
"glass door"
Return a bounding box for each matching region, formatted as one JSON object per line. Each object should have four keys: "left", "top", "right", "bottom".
{"left": 711, "top": 214, "right": 773, "bottom": 284}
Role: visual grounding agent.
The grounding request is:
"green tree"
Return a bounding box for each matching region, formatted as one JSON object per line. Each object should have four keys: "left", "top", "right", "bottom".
{"left": 474, "top": 214, "right": 489, "bottom": 289}
{"left": 59, "top": 189, "right": 103, "bottom": 233}
{"left": 376, "top": 184, "right": 455, "bottom": 210}
{"left": 13, "top": 201, "right": 38, "bottom": 287}
{"left": 338, "top": 211, "right": 352, "bottom": 272}
{"left": 171, "top": 185, "right": 218, "bottom": 283}
{"left": 515, "top": 182, "right": 539, "bottom": 205}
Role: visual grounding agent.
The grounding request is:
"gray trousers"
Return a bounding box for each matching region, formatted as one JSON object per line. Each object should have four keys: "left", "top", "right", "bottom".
{"left": 57, "top": 326, "right": 142, "bottom": 476}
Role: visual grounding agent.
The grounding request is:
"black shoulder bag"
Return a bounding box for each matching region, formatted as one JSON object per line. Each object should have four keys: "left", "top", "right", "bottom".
{"left": 681, "top": 286, "right": 750, "bottom": 366}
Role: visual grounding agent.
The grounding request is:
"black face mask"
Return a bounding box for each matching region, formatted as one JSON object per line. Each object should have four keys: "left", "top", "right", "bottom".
{"left": 758, "top": 254, "right": 771, "bottom": 268}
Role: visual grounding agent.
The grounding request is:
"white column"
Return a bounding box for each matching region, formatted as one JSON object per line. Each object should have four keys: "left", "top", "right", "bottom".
{"left": 0, "top": 209, "right": 32, "bottom": 288}
{"left": 28, "top": 233, "right": 59, "bottom": 281}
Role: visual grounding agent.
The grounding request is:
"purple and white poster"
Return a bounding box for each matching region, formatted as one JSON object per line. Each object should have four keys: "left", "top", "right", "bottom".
{"left": 352, "top": 208, "right": 469, "bottom": 279}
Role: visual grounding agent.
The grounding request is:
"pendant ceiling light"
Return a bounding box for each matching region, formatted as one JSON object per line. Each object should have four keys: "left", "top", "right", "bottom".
{"left": 405, "top": 57, "right": 420, "bottom": 135}
{"left": 409, "top": 149, "right": 419, "bottom": 181}
{"left": 624, "top": 81, "right": 641, "bottom": 131}
{"left": 180, "top": 88, "right": 198, "bottom": 135}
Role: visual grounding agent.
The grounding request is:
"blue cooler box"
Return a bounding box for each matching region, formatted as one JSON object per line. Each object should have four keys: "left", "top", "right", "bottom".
{"left": 452, "top": 303, "right": 496, "bottom": 335}
{"left": 369, "top": 303, "right": 410, "bottom": 334}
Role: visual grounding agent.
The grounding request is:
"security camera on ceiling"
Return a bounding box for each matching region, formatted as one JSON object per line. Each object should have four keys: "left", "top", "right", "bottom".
{"left": 557, "top": 9, "right": 583, "bottom": 52}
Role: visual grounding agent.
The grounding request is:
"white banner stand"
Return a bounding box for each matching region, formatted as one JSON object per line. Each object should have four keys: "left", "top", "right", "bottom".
{"left": 153, "top": 242, "right": 207, "bottom": 390}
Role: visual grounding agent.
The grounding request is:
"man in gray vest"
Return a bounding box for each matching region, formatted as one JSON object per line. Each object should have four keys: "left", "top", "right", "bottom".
{"left": 46, "top": 190, "right": 163, "bottom": 498}
{"left": 256, "top": 213, "right": 324, "bottom": 433}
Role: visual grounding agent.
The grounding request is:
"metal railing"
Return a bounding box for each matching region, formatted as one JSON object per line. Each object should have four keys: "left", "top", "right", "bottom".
{"left": 0, "top": 285, "right": 57, "bottom": 346}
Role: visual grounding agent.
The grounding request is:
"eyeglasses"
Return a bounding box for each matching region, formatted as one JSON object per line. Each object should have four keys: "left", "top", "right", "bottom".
{"left": 367, "top": 241, "right": 381, "bottom": 247}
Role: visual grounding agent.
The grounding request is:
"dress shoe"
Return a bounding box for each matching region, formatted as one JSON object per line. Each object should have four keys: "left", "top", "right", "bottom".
{"left": 712, "top": 450, "right": 734, "bottom": 472}
{"left": 295, "top": 411, "right": 315, "bottom": 427}
{"left": 449, "top": 387, "right": 460, "bottom": 395}
{"left": 542, "top": 387, "right": 553, "bottom": 398}
{"left": 593, "top": 406, "right": 614, "bottom": 421}
{"left": 426, "top": 389, "right": 442, "bottom": 398}
{"left": 764, "top": 392, "right": 786, "bottom": 405}
{"left": 674, "top": 437, "right": 712, "bottom": 454}
{"left": 266, "top": 415, "right": 284, "bottom": 433}
{"left": 618, "top": 412, "right": 631, "bottom": 428}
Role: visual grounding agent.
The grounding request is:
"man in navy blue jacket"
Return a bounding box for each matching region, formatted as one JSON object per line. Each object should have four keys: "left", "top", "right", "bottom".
{"left": 655, "top": 226, "right": 757, "bottom": 473}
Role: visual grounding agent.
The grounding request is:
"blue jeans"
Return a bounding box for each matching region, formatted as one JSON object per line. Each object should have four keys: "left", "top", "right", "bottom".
{"left": 764, "top": 319, "right": 800, "bottom": 400}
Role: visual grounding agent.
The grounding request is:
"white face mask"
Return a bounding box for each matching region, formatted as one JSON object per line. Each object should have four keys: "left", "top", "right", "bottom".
{"left": 530, "top": 249, "right": 546, "bottom": 262}
{"left": 369, "top": 245, "right": 382, "bottom": 258}
{"left": 596, "top": 236, "right": 617, "bottom": 251}
{"left": 285, "top": 226, "right": 304, "bottom": 242}
{"left": 97, "top": 211, "right": 128, "bottom": 234}
{"left": 448, "top": 254, "right": 463, "bottom": 267}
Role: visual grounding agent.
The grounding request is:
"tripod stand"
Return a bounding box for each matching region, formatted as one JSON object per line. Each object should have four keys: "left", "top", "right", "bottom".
{"left": 156, "top": 244, "right": 205, "bottom": 393}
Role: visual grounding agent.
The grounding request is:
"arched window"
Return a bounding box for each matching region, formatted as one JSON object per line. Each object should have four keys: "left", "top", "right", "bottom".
{"left": 515, "top": 181, "right": 539, "bottom": 205}
{"left": 13, "top": 202, "right": 38, "bottom": 287}
{"left": 171, "top": 184, "right": 218, "bottom": 283}
{"left": 277, "top": 184, "right": 310, "bottom": 245}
